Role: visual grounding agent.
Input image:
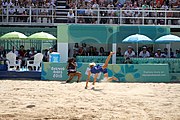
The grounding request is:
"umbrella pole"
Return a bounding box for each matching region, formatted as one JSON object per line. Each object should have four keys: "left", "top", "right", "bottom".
{"left": 41, "top": 41, "right": 43, "bottom": 53}
{"left": 167, "top": 43, "right": 171, "bottom": 58}
{"left": 136, "top": 43, "right": 138, "bottom": 57}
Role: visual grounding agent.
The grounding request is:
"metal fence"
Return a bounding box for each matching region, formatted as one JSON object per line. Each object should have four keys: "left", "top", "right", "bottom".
{"left": 0, "top": 7, "right": 180, "bottom": 27}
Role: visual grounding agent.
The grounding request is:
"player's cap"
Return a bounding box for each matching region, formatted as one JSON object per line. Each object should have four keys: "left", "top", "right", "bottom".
{"left": 157, "top": 48, "right": 161, "bottom": 51}
{"left": 89, "top": 62, "right": 96, "bottom": 67}
{"left": 143, "top": 46, "right": 146, "bottom": 49}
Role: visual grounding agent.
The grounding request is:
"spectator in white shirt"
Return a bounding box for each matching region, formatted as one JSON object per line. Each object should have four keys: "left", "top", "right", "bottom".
{"left": 154, "top": 49, "right": 164, "bottom": 58}
{"left": 9, "top": 46, "right": 19, "bottom": 58}
{"left": 67, "top": 9, "right": 74, "bottom": 23}
{"left": 92, "top": 1, "right": 99, "bottom": 8}
{"left": 139, "top": 46, "right": 150, "bottom": 58}
{"left": 124, "top": 46, "right": 136, "bottom": 58}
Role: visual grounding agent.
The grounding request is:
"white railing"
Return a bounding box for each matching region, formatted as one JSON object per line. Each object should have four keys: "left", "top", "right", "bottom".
{"left": 0, "top": 7, "right": 179, "bottom": 27}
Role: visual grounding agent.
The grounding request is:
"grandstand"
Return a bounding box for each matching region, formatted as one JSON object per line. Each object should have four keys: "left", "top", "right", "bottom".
{"left": 0, "top": 0, "right": 179, "bottom": 53}
{"left": 0, "top": 0, "right": 179, "bottom": 26}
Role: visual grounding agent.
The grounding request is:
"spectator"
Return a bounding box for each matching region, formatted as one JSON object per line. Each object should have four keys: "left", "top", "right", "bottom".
{"left": 132, "top": 1, "right": 141, "bottom": 24}
{"left": 17, "top": 5, "right": 26, "bottom": 22}
{"left": 124, "top": 57, "right": 133, "bottom": 64}
{"left": 85, "top": 7, "right": 92, "bottom": 23}
{"left": 116, "top": 47, "right": 122, "bottom": 56}
{"left": 29, "top": 47, "right": 37, "bottom": 60}
{"left": 78, "top": 46, "right": 86, "bottom": 56}
{"left": 18, "top": 45, "right": 26, "bottom": 58}
{"left": 9, "top": 46, "right": 19, "bottom": 58}
{"left": 88, "top": 46, "right": 94, "bottom": 56}
{"left": 73, "top": 43, "right": 79, "bottom": 57}
{"left": 0, "top": 46, "right": 6, "bottom": 60}
{"left": 24, "top": 49, "right": 30, "bottom": 58}
{"left": 124, "top": 46, "right": 135, "bottom": 58}
{"left": 139, "top": 46, "right": 150, "bottom": 58}
{"left": 124, "top": 2, "right": 132, "bottom": 24}
{"left": 99, "top": 47, "right": 105, "bottom": 56}
{"left": 82, "top": 43, "right": 88, "bottom": 55}
{"left": 18, "top": 45, "right": 26, "bottom": 67}
{"left": 93, "top": 47, "right": 99, "bottom": 56}
{"left": 147, "top": 47, "right": 154, "bottom": 57}
{"left": 162, "top": 48, "right": 168, "bottom": 57}
{"left": 175, "top": 49, "right": 180, "bottom": 58}
{"left": 47, "top": 47, "right": 53, "bottom": 61}
{"left": 92, "top": 1, "right": 99, "bottom": 8}
{"left": 67, "top": 9, "right": 75, "bottom": 23}
{"left": 100, "top": 7, "right": 108, "bottom": 24}
{"left": 154, "top": 49, "right": 164, "bottom": 58}
{"left": 43, "top": 49, "right": 49, "bottom": 62}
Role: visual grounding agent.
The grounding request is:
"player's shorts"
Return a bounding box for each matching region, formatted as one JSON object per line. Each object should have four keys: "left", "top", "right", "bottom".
{"left": 99, "top": 67, "right": 108, "bottom": 74}
{"left": 90, "top": 65, "right": 108, "bottom": 74}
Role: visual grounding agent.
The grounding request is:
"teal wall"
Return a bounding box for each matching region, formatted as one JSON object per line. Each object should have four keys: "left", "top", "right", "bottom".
{"left": 58, "top": 25, "right": 170, "bottom": 43}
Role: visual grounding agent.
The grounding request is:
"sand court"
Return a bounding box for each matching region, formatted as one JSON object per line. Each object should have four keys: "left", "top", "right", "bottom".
{"left": 0, "top": 80, "right": 180, "bottom": 120}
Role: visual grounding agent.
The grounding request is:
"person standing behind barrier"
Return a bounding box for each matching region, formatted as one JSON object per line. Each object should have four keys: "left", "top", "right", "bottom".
{"left": 116, "top": 47, "right": 122, "bottom": 57}
{"left": 18, "top": 45, "right": 26, "bottom": 67}
{"left": 139, "top": 46, "right": 150, "bottom": 58}
{"left": 124, "top": 46, "right": 136, "bottom": 58}
{"left": 66, "top": 58, "right": 82, "bottom": 83}
{"left": 154, "top": 49, "right": 164, "bottom": 58}
{"left": 47, "top": 47, "right": 53, "bottom": 62}
{"left": 99, "top": 47, "right": 105, "bottom": 56}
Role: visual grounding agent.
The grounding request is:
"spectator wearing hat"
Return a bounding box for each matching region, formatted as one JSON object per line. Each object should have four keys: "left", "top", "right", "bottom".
{"left": 139, "top": 46, "right": 150, "bottom": 58}
{"left": 124, "top": 46, "right": 135, "bottom": 58}
{"left": 154, "top": 49, "right": 164, "bottom": 58}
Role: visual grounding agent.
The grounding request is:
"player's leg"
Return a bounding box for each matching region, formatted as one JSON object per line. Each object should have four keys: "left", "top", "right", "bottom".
{"left": 85, "top": 70, "right": 91, "bottom": 89}
{"left": 76, "top": 72, "right": 82, "bottom": 83}
{"left": 92, "top": 73, "right": 98, "bottom": 89}
{"left": 102, "top": 73, "right": 118, "bottom": 82}
{"left": 102, "top": 52, "right": 115, "bottom": 69}
{"left": 66, "top": 73, "right": 74, "bottom": 83}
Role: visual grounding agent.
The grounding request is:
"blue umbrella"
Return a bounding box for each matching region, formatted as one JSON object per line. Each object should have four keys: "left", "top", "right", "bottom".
{"left": 122, "top": 34, "right": 153, "bottom": 43}
{"left": 155, "top": 34, "right": 180, "bottom": 57}
{"left": 155, "top": 34, "right": 180, "bottom": 43}
{"left": 122, "top": 34, "right": 153, "bottom": 57}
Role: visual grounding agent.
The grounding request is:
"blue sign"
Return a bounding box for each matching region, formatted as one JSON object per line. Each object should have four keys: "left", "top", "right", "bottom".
{"left": 49, "top": 52, "right": 60, "bottom": 63}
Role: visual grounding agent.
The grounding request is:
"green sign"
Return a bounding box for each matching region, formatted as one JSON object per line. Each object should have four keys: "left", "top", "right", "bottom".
{"left": 41, "top": 62, "right": 170, "bottom": 83}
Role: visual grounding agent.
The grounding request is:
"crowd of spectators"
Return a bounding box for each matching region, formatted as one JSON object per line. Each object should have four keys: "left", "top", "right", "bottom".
{"left": 0, "top": 0, "right": 180, "bottom": 25}
{"left": 71, "top": 43, "right": 180, "bottom": 58}
{"left": 0, "top": 0, "right": 56, "bottom": 23}
{"left": 67, "top": 0, "right": 180, "bottom": 24}
{"left": 0, "top": 0, "right": 179, "bottom": 24}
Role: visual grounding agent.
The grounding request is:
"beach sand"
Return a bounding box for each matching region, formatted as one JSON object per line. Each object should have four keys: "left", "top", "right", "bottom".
{"left": 0, "top": 80, "right": 180, "bottom": 120}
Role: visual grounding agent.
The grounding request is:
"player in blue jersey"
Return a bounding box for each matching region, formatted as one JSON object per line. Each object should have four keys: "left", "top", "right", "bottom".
{"left": 85, "top": 52, "right": 118, "bottom": 89}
